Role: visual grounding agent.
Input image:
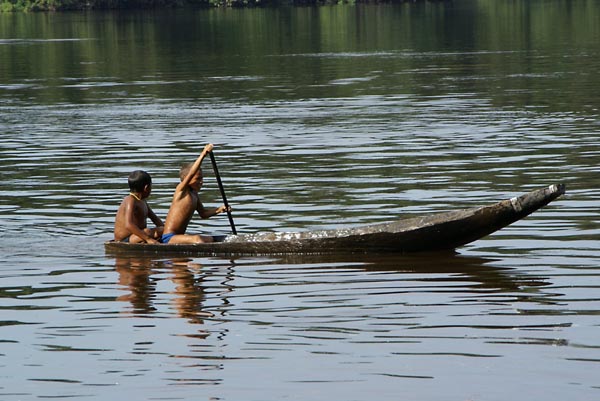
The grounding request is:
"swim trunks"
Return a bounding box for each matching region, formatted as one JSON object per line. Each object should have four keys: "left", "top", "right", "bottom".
{"left": 119, "top": 236, "right": 130, "bottom": 243}
{"left": 161, "top": 233, "right": 175, "bottom": 244}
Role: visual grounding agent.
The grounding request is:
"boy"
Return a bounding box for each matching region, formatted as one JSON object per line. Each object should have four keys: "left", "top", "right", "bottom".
{"left": 161, "top": 143, "right": 230, "bottom": 244}
{"left": 114, "top": 170, "right": 164, "bottom": 244}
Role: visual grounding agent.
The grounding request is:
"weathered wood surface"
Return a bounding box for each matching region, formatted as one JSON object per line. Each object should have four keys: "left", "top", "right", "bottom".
{"left": 105, "top": 184, "right": 565, "bottom": 256}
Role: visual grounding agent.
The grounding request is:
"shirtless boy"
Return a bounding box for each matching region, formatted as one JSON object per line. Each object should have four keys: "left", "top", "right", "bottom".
{"left": 161, "top": 144, "right": 229, "bottom": 244}
{"left": 114, "top": 170, "right": 164, "bottom": 244}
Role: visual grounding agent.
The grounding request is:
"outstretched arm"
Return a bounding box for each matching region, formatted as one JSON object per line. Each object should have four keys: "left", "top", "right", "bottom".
{"left": 197, "top": 203, "right": 231, "bottom": 219}
{"left": 179, "top": 143, "right": 214, "bottom": 190}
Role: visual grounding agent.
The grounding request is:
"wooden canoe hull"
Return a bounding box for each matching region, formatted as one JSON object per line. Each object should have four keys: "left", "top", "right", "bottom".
{"left": 105, "top": 184, "right": 565, "bottom": 256}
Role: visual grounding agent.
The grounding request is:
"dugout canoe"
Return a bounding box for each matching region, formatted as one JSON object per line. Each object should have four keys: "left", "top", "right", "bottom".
{"left": 104, "top": 183, "right": 565, "bottom": 256}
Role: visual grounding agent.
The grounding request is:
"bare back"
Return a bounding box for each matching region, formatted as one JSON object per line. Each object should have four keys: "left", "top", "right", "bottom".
{"left": 163, "top": 187, "right": 200, "bottom": 235}
{"left": 114, "top": 196, "right": 149, "bottom": 241}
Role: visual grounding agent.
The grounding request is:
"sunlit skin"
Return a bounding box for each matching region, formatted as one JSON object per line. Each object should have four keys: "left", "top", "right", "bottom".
{"left": 114, "top": 183, "right": 163, "bottom": 244}
{"left": 162, "top": 143, "right": 230, "bottom": 244}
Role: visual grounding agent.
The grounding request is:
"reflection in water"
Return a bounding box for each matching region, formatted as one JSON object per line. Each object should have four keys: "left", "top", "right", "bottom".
{"left": 115, "top": 256, "right": 156, "bottom": 314}
{"left": 114, "top": 256, "right": 214, "bottom": 325}
{"left": 270, "top": 252, "right": 551, "bottom": 293}
{"left": 0, "top": 247, "right": 587, "bottom": 401}
{"left": 113, "top": 252, "right": 553, "bottom": 329}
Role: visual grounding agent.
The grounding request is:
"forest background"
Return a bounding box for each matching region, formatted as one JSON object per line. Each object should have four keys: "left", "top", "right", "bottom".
{"left": 1, "top": 0, "right": 441, "bottom": 11}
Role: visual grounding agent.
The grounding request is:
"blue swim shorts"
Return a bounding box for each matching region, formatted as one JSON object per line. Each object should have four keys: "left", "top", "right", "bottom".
{"left": 160, "top": 233, "right": 175, "bottom": 244}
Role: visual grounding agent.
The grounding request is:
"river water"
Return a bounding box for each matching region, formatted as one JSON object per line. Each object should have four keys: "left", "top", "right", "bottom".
{"left": 1, "top": 1, "right": 599, "bottom": 400}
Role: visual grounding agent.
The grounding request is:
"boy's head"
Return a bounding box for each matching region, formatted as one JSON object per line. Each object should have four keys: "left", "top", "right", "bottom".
{"left": 180, "top": 163, "right": 204, "bottom": 190}
{"left": 128, "top": 170, "right": 152, "bottom": 194}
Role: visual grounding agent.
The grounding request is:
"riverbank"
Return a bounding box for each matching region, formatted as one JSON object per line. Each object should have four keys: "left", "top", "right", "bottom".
{"left": 1, "top": 0, "right": 445, "bottom": 12}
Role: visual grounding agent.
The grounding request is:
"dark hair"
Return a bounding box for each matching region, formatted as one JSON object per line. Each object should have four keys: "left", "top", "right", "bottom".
{"left": 128, "top": 170, "right": 152, "bottom": 192}
{"left": 179, "top": 163, "right": 193, "bottom": 181}
{"left": 179, "top": 162, "right": 202, "bottom": 182}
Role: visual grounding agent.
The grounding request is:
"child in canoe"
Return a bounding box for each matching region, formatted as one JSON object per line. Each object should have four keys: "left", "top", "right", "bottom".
{"left": 161, "top": 143, "right": 230, "bottom": 244}
{"left": 114, "top": 170, "right": 164, "bottom": 244}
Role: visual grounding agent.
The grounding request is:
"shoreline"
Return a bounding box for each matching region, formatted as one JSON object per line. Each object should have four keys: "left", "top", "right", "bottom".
{"left": 1, "top": 0, "right": 448, "bottom": 12}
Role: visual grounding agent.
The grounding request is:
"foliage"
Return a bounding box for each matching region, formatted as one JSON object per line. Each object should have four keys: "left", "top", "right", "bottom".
{"left": 0, "top": 0, "right": 185, "bottom": 11}
{"left": 0, "top": 0, "right": 432, "bottom": 11}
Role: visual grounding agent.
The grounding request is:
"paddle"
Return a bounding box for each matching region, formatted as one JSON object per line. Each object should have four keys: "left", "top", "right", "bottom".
{"left": 208, "top": 151, "right": 237, "bottom": 235}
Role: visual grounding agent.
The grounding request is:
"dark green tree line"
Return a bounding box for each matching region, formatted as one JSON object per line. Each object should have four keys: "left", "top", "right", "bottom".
{"left": 1, "top": 0, "right": 444, "bottom": 12}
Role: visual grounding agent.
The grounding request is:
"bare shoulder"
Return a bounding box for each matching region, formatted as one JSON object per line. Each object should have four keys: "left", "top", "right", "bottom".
{"left": 116, "top": 196, "right": 131, "bottom": 211}
{"left": 173, "top": 183, "right": 191, "bottom": 199}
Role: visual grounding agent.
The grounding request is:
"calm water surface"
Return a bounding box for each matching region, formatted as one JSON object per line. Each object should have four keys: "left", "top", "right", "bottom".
{"left": 1, "top": 1, "right": 599, "bottom": 400}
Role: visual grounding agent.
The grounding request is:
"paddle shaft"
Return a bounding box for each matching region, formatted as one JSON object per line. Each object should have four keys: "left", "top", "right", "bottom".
{"left": 208, "top": 151, "right": 237, "bottom": 235}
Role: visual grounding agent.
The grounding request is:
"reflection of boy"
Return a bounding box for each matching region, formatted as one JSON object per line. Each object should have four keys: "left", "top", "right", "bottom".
{"left": 114, "top": 170, "right": 164, "bottom": 244}
{"left": 161, "top": 144, "right": 229, "bottom": 244}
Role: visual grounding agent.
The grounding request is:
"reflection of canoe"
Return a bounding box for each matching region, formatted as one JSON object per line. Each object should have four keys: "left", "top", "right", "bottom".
{"left": 105, "top": 184, "right": 565, "bottom": 256}
{"left": 111, "top": 253, "right": 551, "bottom": 292}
